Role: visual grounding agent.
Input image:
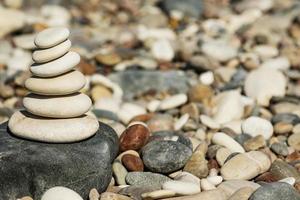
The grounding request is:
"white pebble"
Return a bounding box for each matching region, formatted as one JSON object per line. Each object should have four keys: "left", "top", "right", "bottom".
{"left": 254, "top": 45, "right": 278, "bottom": 59}
{"left": 200, "top": 115, "right": 220, "bottom": 129}
{"left": 278, "top": 177, "right": 296, "bottom": 186}
{"left": 147, "top": 99, "right": 161, "bottom": 112}
{"left": 151, "top": 38, "right": 175, "bottom": 61}
{"left": 174, "top": 114, "right": 189, "bottom": 130}
{"left": 158, "top": 94, "right": 188, "bottom": 111}
{"left": 200, "top": 179, "right": 216, "bottom": 191}
{"left": 174, "top": 171, "right": 201, "bottom": 186}
{"left": 242, "top": 116, "right": 273, "bottom": 139}
{"left": 162, "top": 180, "right": 200, "bottom": 195}
{"left": 41, "top": 186, "right": 83, "bottom": 200}
{"left": 199, "top": 71, "right": 214, "bottom": 85}
{"left": 207, "top": 176, "right": 223, "bottom": 186}
{"left": 117, "top": 103, "right": 146, "bottom": 124}
{"left": 260, "top": 57, "right": 290, "bottom": 71}
{"left": 212, "top": 132, "right": 245, "bottom": 153}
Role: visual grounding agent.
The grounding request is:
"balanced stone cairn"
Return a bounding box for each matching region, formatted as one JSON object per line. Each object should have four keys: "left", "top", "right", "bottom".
{"left": 8, "top": 27, "right": 99, "bottom": 143}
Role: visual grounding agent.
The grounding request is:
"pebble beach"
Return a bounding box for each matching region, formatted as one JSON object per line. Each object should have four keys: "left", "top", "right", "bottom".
{"left": 0, "top": 0, "right": 300, "bottom": 200}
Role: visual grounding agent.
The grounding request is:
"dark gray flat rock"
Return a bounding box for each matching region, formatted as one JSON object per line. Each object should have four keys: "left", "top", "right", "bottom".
{"left": 0, "top": 121, "right": 118, "bottom": 199}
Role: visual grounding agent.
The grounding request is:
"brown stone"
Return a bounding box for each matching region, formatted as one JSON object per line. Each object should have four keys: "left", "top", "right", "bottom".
{"left": 188, "top": 84, "right": 213, "bottom": 103}
{"left": 243, "top": 135, "right": 266, "bottom": 151}
{"left": 96, "top": 53, "right": 121, "bottom": 66}
{"left": 91, "top": 85, "right": 112, "bottom": 102}
{"left": 180, "top": 103, "right": 199, "bottom": 120}
{"left": 130, "top": 113, "right": 154, "bottom": 123}
{"left": 122, "top": 154, "right": 144, "bottom": 172}
{"left": 285, "top": 151, "right": 300, "bottom": 163}
{"left": 77, "top": 58, "right": 97, "bottom": 75}
{"left": 119, "top": 124, "right": 150, "bottom": 152}
{"left": 255, "top": 172, "right": 279, "bottom": 183}
{"left": 274, "top": 122, "right": 293, "bottom": 135}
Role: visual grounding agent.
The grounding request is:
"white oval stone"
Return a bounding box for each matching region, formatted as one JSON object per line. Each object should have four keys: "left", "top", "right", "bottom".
{"left": 207, "top": 176, "right": 223, "bottom": 186}
{"left": 162, "top": 180, "right": 200, "bottom": 195}
{"left": 30, "top": 51, "right": 80, "bottom": 77}
{"left": 41, "top": 186, "right": 83, "bottom": 200}
{"left": 23, "top": 93, "right": 92, "bottom": 118}
{"left": 35, "top": 27, "right": 70, "bottom": 48}
{"left": 241, "top": 116, "right": 273, "bottom": 139}
{"left": 212, "top": 132, "right": 245, "bottom": 153}
{"left": 25, "top": 71, "right": 86, "bottom": 95}
{"left": 25, "top": 70, "right": 85, "bottom": 95}
{"left": 174, "top": 171, "right": 201, "bottom": 185}
{"left": 221, "top": 151, "right": 271, "bottom": 180}
{"left": 244, "top": 68, "right": 286, "bottom": 106}
{"left": 33, "top": 39, "right": 71, "bottom": 63}
{"left": 201, "top": 178, "right": 216, "bottom": 191}
{"left": 158, "top": 94, "right": 188, "bottom": 111}
{"left": 8, "top": 110, "right": 99, "bottom": 143}
{"left": 200, "top": 115, "right": 220, "bottom": 129}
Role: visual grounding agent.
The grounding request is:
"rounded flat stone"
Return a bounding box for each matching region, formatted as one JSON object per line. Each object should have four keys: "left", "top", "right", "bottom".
{"left": 23, "top": 93, "right": 92, "bottom": 118}
{"left": 41, "top": 186, "right": 83, "bottom": 200}
{"left": 33, "top": 39, "right": 71, "bottom": 63}
{"left": 8, "top": 110, "right": 99, "bottom": 143}
{"left": 30, "top": 51, "right": 80, "bottom": 77}
{"left": 25, "top": 70, "right": 86, "bottom": 95}
{"left": 34, "top": 27, "right": 70, "bottom": 48}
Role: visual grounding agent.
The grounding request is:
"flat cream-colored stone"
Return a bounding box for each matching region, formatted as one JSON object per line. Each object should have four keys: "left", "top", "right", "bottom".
{"left": 33, "top": 39, "right": 71, "bottom": 63}
{"left": 25, "top": 70, "right": 86, "bottom": 95}
{"left": 23, "top": 93, "right": 92, "bottom": 118}
{"left": 34, "top": 27, "right": 70, "bottom": 48}
{"left": 30, "top": 51, "right": 80, "bottom": 77}
{"left": 8, "top": 110, "right": 99, "bottom": 143}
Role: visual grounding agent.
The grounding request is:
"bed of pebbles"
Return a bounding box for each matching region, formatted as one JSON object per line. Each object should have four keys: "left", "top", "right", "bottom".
{"left": 0, "top": 0, "right": 300, "bottom": 200}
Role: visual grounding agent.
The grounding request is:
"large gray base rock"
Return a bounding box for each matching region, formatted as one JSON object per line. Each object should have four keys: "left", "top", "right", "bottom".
{"left": 0, "top": 121, "right": 118, "bottom": 200}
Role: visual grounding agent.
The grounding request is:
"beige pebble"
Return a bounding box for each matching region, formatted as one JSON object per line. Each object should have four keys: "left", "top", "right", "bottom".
{"left": 212, "top": 132, "right": 245, "bottom": 153}
{"left": 89, "top": 188, "right": 100, "bottom": 200}
{"left": 100, "top": 192, "right": 133, "bottom": 200}
{"left": 34, "top": 27, "right": 70, "bottom": 48}
{"left": 141, "top": 190, "right": 176, "bottom": 199}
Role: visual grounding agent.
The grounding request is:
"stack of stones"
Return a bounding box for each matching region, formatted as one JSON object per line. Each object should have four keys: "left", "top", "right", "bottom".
{"left": 8, "top": 27, "right": 99, "bottom": 143}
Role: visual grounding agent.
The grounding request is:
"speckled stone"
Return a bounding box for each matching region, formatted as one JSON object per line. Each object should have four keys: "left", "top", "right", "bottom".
{"left": 142, "top": 140, "right": 192, "bottom": 173}
{"left": 125, "top": 172, "right": 171, "bottom": 190}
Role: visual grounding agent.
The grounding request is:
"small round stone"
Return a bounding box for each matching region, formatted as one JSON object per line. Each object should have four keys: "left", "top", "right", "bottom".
{"left": 23, "top": 93, "right": 92, "bottom": 118}
{"left": 119, "top": 124, "right": 150, "bottom": 152}
{"left": 41, "top": 186, "right": 83, "bottom": 200}
{"left": 25, "top": 70, "right": 86, "bottom": 95}
{"left": 33, "top": 39, "right": 71, "bottom": 63}
{"left": 142, "top": 140, "right": 192, "bottom": 173}
{"left": 242, "top": 116, "right": 273, "bottom": 139}
{"left": 8, "top": 110, "right": 99, "bottom": 143}
{"left": 30, "top": 51, "right": 80, "bottom": 77}
{"left": 35, "top": 27, "right": 70, "bottom": 48}
{"left": 122, "top": 154, "right": 144, "bottom": 172}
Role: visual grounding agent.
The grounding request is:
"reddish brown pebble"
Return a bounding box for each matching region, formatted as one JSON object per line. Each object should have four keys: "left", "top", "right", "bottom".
{"left": 208, "top": 159, "right": 220, "bottom": 170}
{"left": 130, "top": 113, "right": 154, "bottom": 123}
{"left": 122, "top": 154, "right": 144, "bottom": 171}
{"left": 255, "top": 172, "right": 279, "bottom": 183}
{"left": 286, "top": 151, "right": 300, "bottom": 163}
{"left": 119, "top": 124, "right": 150, "bottom": 152}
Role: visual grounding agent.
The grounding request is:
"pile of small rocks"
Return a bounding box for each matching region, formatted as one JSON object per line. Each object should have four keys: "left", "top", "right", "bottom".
{"left": 0, "top": 0, "right": 300, "bottom": 200}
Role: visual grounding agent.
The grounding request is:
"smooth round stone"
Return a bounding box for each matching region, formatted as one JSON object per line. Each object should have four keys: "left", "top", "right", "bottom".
{"left": 162, "top": 180, "right": 201, "bottom": 195}
{"left": 34, "top": 27, "right": 70, "bottom": 48}
{"left": 249, "top": 182, "right": 300, "bottom": 200}
{"left": 25, "top": 70, "right": 86, "bottom": 95}
{"left": 221, "top": 151, "right": 271, "bottom": 180}
{"left": 30, "top": 51, "right": 80, "bottom": 77}
{"left": 242, "top": 116, "right": 273, "bottom": 139}
{"left": 212, "top": 132, "right": 245, "bottom": 153}
{"left": 142, "top": 140, "right": 192, "bottom": 173}
{"left": 41, "top": 186, "right": 83, "bottom": 200}
{"left": 23, "top": 93, "right": 92, "bottom": 118}
{"left": 33, "top": 39, "right": 71, "bottom": 63}
{"left": 8, "top": 110, "right": 99, "bottom": 143}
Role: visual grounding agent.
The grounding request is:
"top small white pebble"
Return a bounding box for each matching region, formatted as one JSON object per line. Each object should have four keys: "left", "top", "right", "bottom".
{"left": 41, "top": 186, "right": 83, "bottom": 200}
{"left": 35, "top": 27, "right": 70, "bottom": 48}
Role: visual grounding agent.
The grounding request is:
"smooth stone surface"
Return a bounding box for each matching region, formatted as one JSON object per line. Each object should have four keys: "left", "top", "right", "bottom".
{"left": 228, "top": 187, "right": 255, "bottom": 200}
{"left": 244, "top": 68, "right": 286, "bottom": 106}
{"left": 217, "top": 180, "right": 260, "bottom": 197}
{"left": 142, "top": 190, "right": 176, "bottom": 199}
{"left": 269, "top": 159, "right": 300, "bottom": 182}
{"left": 100, "top": 192, "right": 133, "bottom": 200}
{"left": 158, "top": 94, "right": 188, "bottom": 111}
{"left": 201, "top": 41, "right": 238, "bottom": 62}
{"left": 23, "top": 93, "right": 92, "bottom": 118}
{"left": 221, "top": 151, "right": 271, "bottom": 180}
{"left": 119, "top": 124, "right": 150, "bottom": 152}
{"left": 183, "top": 142, "right": 209, "bottom": 178}
{"left": 125, "top": 172, "right": 171, "bottom": 190}
{"left": 34, "top": 27, "right": 70, "bottom": 48}
{"left": 33, "top": 39, "right": 71, "bottom": 63}
{"left": 249, "top": 182, "right": 300, "bottom": 200}
{"left": 212, "top": 132, "right": 245, "bottom": 153}
{"left": 122, "top": 154, "right": 144, "bottom": 172}
{"left": 142, "top": 140, "right": 192, "bottom": 173}
{"left": 161, "top": 189, "right": 227, "bottom": 200}
{"left": 288, "top": 133, "right": 300, "bottom": 151}
{"left": 112, "top": 160, "right": 128, "bottom": 185}
{"left": 0, "top": 121, "right": 118, "bottom": 199}
{"left": 162, "top": 180, "right": 200, "bottom": 195}
{"left": 41, "top": 187, "right": 83, "bottom": 200}
{"left": 25, "top": 70, "right": 86, "bottom": 95}
{"left": 201, "top": 178, "right": 216, "bottom": 191}
{"left": 270, "top": 142, "right": 289, "bottom": 156}
{"left": 8, "top": 110, "right": 99, "bottom": 143}
{"left": 30, "top": 51, "right": 80, "bottom": 77}
{"left": 243, "top": 135, "right": 266, "bottom": 151}
{"left": 242, "top": 116, "right": 273, "bottom": 139}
